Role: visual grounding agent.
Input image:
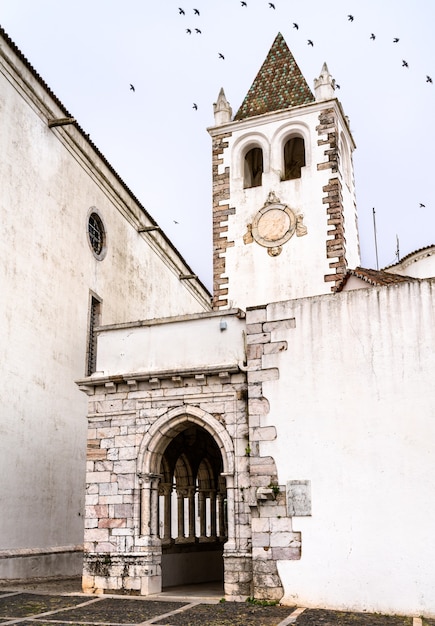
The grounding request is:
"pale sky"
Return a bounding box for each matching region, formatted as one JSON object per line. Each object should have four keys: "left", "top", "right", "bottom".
{"left": 1, "top": 0, "right": 434, "bottom": 290}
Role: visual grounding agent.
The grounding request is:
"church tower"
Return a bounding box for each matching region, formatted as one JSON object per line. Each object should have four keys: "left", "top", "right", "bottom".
{"left": 208, "top": 33, "right": 360, "bottom": 310}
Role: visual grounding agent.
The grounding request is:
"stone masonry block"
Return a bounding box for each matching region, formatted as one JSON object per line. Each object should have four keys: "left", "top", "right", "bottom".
{"left": 117, "top": 474, "right": 135, "bottom": 491}
{"left": 99, "top": 483, "right": 118, "bottom": 496}
{"left": 252, "top": 547, "right": 272, "bottom": 560}
{"left": 250, "top": 426, "right": 277, "bottom": 442}
{"left": 246, "top": 307, "right": 267, "bottom": 324}
{"left": 271, "top": 547, "right": 301, "bottom": 560}
{"left": 263, "top": 341, "right": 288, "bottom": 355}
{"left": 118, "top": 447, "right": 137, "bottom": 461}
{"left": 246, "top": 332, "right": 271, "bottom": 345}
{"left": 270, "top": 518, "right": 293, "bottom": 533}
{"left": 113, "top": 460, "right": 136, "bottom": 474}
{"left": 86, "top": 471, "right": 111, "bottom": 484}
{"left": 263, "top": 319, "right": 296, "bottom": 333}
{"left": 252, "top": 517, "right": 270, "bottom": 533}
{"left": 246, "top": 323, "right": 263, "bottom": 334}
{"left": 247, "top": 344, "right": 263, "bottom": 360}
{"left": 247, "top": 369, "right": 279, "bottom": 384}
{"left": 270, "top": 531, "right": 296, "bottom": 547}
{"left": 112, "top": 503, "right": 134, "bottom": 518}
{"left": 98, "top": 518, "right": 126, "bottom": 529}
{"left": 248, "top": 397, "right": 270, "bottom": 415}
{"left": 85, "top": 528, "right": 109, "bottom": 542}
{"left": 252, "top": 532, "right": 271, "bottom": 548}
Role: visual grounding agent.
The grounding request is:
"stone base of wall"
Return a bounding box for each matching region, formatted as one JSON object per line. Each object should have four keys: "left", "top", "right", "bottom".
{"left": 83, "top": 552, "right": 162, "bottom": 596}
{"left": 223, "top": 552, "right": 253, "bottom": 601}
{"left": 0, "top": 547, "right": 83, "bottom": 581}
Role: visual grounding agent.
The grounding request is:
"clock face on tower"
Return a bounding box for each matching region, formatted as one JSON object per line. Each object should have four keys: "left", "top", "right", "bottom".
{"left": 244, "top": 193, "right": 307, "bottom": 256}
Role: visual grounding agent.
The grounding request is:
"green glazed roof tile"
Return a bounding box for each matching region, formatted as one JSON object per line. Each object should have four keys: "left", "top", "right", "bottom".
{"left": 234, "top": 33, "right": 315, "bottom": 121}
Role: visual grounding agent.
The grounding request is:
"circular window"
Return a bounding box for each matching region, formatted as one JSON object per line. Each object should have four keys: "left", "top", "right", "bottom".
{"left": 87, "top": 211, "right": 106, "bottom": 260}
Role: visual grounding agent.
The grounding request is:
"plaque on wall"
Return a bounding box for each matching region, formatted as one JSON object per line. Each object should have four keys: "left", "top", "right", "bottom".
{"left": 286, "top": 480, "right": 311, "bottom": 517}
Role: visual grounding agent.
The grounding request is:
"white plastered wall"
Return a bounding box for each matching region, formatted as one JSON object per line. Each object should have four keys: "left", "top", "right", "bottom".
{"left": 0, "top": 40, "right": 209, "bottom": 577}
{"left": 257, "top": 281, "right": 435, "bottom": 616}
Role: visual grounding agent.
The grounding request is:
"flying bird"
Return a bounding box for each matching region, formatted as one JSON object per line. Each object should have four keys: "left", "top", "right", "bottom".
{"left": 402, "top": 60, "right": 408, "bottom": 67}
{"left": 269, "top": 2, "right": 275, "bottom": 8}
{"left": 335, "top": 84, "right": 341, "bottom": 89}
{"left": 129, "top": 84, "right": 135, "bottom": 92}
{"left": 193, "top": 103, "right": 198, "bottom": 110}
{"left": 195, "top": 28, "right": 202, "bottom": 33}
{"left": 393, "top": 37, "right": 399, "bottom": 43}
{"left": 426, "top": 75, "right": 433, "bottom": 83}
{"left": 186, "top": 28, "right": 192, "bottom": 34}
{"left": 293, "top": 23, "right": 299, "bottom": 29}
{"left": 370, "top": 33, "right": 376, "bottom": 40}
{"left": 193, "top": 8, "right": 200, "bottom": 14}
{"left": 218, "top": 52, "right": 225, "bottom": 59}
{"left": 178, "top": 7, "right": 185, "bottom": 14}
{"left": 241, "top": 1, "right": 247, "bottom": 5}
{"left": 307, "top": 40, "right": 314, "bottom": 46}
{"left": 348, "top": 15, "right": 354, "bottom": 21}
{"left": 419, "top": 203, "right": 426, "bottom": 208}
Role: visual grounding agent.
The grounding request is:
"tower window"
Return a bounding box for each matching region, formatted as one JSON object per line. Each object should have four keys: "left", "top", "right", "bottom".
{"left": 244, "top": 147, "right": 263, "bottom": 188}
{"left": 283, "top": 136, "right": 305, "bottom": 180}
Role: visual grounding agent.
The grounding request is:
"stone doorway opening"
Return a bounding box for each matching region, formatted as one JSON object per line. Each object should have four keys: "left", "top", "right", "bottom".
{"left": 159, "top": 424, "right": 227, "bottom": 589}
{"left": 137, "top": 406, "right": 236, "bottom": 594}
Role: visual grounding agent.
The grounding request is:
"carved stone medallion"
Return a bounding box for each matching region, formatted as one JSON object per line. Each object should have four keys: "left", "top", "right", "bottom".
{"left": 244, "top": 192, "right": 307, "bottom": 257}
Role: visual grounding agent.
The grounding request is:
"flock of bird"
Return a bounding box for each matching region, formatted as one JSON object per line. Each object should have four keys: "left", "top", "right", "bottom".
{"left": 170, "top": 3, "right": 433, "bottom": 91}
{"left": 130, "top": 2, "right": 432, "bottom": 128}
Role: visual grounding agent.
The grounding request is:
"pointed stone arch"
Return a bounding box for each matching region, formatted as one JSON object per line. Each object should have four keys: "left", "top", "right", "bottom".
{"left": 137, "top": 405, "right": 235, "bottom": 478}
{"left": 136, "top": 405, "right": 236, "bottom": 591}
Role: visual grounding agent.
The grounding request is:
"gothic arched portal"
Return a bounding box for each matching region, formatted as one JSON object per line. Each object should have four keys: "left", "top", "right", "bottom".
{"left": 137, "top": 406, "right": 235, "bottom": 590}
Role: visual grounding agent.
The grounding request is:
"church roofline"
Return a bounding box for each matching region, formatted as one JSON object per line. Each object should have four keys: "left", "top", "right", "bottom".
{"left": 0, "top": 24, "right": 211, "bottom": 300}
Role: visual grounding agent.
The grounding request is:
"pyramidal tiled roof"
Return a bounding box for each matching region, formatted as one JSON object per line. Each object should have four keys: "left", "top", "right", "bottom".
{"left": 234, "top": 33, "right": 315, "bottom": 121}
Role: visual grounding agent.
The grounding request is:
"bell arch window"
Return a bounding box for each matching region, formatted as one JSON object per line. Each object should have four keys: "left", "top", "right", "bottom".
{"left": 282, "top": 136, "right": 306, "bottom": 180}
{"left": 244, "top": 147, "right": 263, "bottom": 188}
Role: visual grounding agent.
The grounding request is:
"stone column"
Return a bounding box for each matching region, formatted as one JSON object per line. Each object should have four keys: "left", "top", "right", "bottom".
{"left": 209, "top": 489, "right": 217, "bottom": 539}
{"left": 218, "top": 492, "right": 226, "bottom": 539}
{"left": 187, "top": 487, "right": 196, "bottom": 540}
{"left": 150, "top": 476, "right": 160, "bottom": 538}
{"left": 159, "top": 483, "right": 172, "bottom": 542}
{"left": 176, "top": 489, "right": 185, "bottom": 540}
{"left": 198, "top": 490, "right": 206, "bottom": 539}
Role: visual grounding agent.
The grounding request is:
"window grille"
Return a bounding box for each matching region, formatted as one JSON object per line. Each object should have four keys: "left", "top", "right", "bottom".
{"left": 87, "top": 296, "right": 101, "bottom": 375}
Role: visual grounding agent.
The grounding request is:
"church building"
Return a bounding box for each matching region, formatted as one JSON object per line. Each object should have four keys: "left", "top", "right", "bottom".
{"left": 2, "top": 27, "right": 435, "bottom": 618}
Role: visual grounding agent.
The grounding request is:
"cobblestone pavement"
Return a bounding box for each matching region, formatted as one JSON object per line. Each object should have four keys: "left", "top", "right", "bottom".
{"left": 0, "top": 579, "right": 429, "bottom": 626}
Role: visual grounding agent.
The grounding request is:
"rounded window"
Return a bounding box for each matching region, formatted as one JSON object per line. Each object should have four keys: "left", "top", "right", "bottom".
{"left": 87, "top": 211, "right": 107, "bottom": 260}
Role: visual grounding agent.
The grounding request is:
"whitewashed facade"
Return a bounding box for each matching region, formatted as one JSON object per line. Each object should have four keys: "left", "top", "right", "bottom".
{"left": 2, "top": 24, "right": 435, "bottom": 620}
{"left": 79, "top": 34, "right": 435, "bottom": 618}
{"left": 0, "top": 27, "right": 210, "bottom": 580}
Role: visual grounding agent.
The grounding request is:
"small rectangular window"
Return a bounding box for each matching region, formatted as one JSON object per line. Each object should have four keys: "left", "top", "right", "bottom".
{"left": 87, "top": 295, "right": 101, "bottom": 376}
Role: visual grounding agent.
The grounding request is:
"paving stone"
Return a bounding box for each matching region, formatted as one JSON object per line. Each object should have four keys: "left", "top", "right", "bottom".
{"left": 294, "top": 608, "right": 412, "bottom": 625}
{"left": 0, "top": 593, "right": 87, "bottom": 618}
{"left": 55, "top": 597, "right": 188, "bottom": 623}
{"left": 153, "top": 601, "right": 295, "bottom": 625}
